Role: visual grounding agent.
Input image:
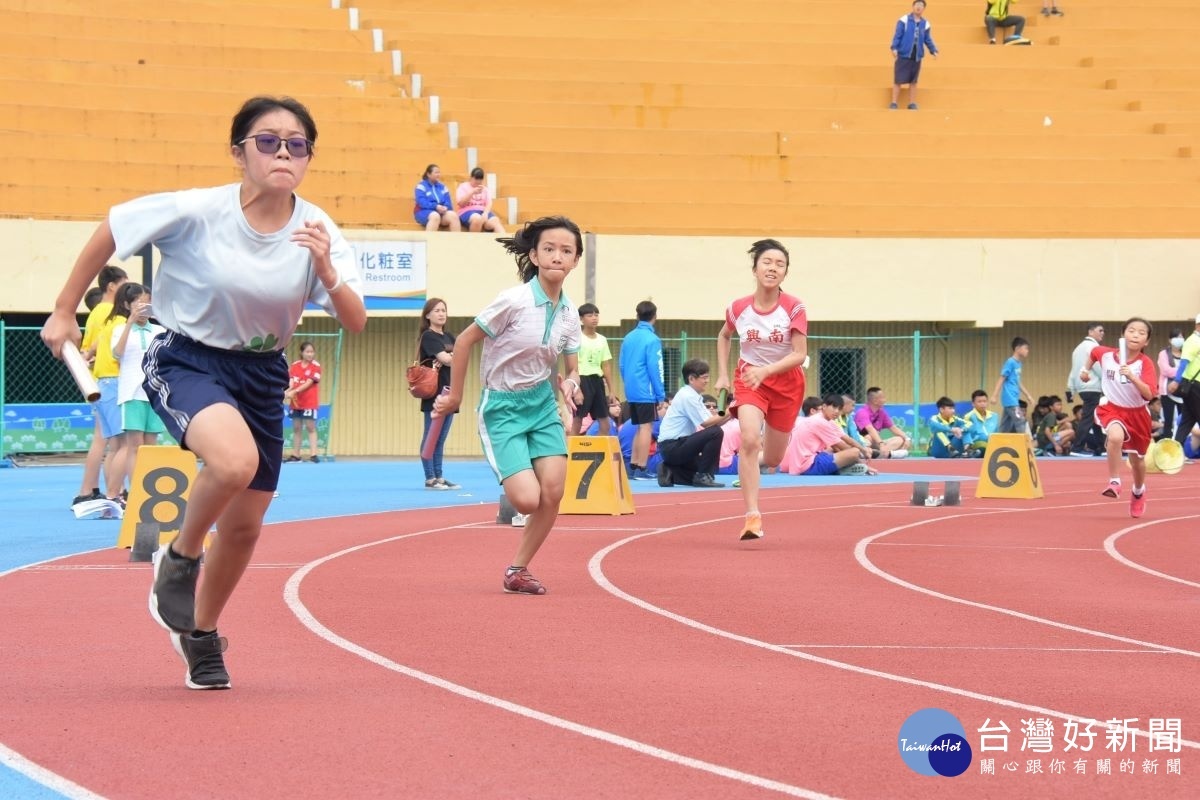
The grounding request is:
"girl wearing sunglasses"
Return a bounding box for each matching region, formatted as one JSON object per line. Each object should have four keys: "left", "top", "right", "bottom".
{"left": 41, "top": 95, "right": 366, "bottom": 691}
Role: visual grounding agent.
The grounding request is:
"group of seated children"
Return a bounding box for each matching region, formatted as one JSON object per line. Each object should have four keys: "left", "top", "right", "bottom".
{"left": 927, "top": 390, "right": 1088, "bottom": 458}
{"left": 927, "top": 390, "right": 999, "bottom": 458}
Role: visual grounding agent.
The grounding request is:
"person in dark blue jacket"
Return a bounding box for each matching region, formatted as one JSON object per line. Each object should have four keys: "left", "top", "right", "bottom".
{"left": 890, "top": 1, "right": 939, "bottom": 110}
{"left": 413, "top": 164, "right": 461, "bottom": 232}
{"left": 617, "top": 300, "right": 665, "bottom": 479}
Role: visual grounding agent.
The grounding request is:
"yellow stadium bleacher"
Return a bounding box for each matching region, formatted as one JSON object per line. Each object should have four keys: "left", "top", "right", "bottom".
{"left": 1, "top": 0, "right": 1198, "bottom": 236}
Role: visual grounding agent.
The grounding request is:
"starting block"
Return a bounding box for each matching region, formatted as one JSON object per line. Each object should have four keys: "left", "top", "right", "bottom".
{"left": 496, "top": 494, "right": 518, "bottom": 525}
{"left": 911, "top": 480, "right": 961, "bottom": 507}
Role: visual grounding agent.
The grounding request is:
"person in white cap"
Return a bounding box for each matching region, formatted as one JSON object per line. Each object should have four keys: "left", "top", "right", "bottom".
{"left": 1167, "top": 314, "right": 1200, "bottom": 449}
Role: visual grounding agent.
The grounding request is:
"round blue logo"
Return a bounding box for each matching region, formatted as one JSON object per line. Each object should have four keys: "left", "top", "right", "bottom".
{"left": 898, "top": 708, "right": 973, "bottom": 777}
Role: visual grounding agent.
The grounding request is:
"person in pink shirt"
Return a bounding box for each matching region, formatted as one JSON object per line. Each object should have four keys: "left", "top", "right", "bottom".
{"left": 455, "top": 167, "right": 507, "bottom": 234}
{"left": 1156, "top": 327, "right": 1185, "bottom": 440}
{"left": 780, "top": 395, "right": 872, "bottom": 475}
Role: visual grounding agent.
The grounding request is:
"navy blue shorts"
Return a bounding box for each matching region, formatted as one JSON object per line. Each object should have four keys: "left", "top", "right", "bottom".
{"left": 143, "top": 331, "right": 289, "bottom": 492}
{"left": 894, "top": 57, "right": 922, "bottom": 85}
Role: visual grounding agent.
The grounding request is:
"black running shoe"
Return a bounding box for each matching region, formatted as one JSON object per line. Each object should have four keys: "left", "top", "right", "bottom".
{"left": 149, "top": 543, "right": 200, "bottom": 634}
{"left": 70, "top": 489, "right": 102, "bottom": 508}
{"left": 172, "top": 630, "right": 231, "bottom": 690}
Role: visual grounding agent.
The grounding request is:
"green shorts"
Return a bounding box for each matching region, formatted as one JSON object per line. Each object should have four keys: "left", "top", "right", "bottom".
{"left": 478, "top": 381, "right": 567, "bottom": 482}
{"left": 121, "top": 399, "right": 166, "bottom": 434}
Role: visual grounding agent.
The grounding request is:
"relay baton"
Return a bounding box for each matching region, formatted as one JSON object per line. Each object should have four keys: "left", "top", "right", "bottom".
{"left": 421, "top": 387, "right": 451, "bottom": 460}
{"left": 62, "top": 341, "right": 100, "bottom": 402}
{"left": 1118, "top": 337, "right": 1129, "bottom": 383}
{"left": 717, "top": 388, "right": 730, "bottom": 416}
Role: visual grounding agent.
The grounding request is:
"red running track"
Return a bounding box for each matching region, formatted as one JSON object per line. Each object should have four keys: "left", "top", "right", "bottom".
{"left": 2, "top": 460, "right": 1198, "bottom": 799}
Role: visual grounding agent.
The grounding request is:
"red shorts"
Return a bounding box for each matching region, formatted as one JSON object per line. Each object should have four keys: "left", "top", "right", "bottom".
{"left": 1095, "top": 401, "right": 1152, "bottom": 456}
{"left": 730, "top": 362, "right": 805, "bottom": 433}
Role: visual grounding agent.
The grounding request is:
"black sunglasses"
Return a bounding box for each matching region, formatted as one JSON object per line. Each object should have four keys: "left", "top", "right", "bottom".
{"left": 240, "top": 133, "right": 313, "bottom": 159}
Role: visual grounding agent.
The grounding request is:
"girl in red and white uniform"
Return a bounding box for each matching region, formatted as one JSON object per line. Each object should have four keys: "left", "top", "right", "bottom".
{"left": 715, "top": 239, "right": 808, "bottom": 541}
{"left": 1078, "top": 316, "right": 1156, "bottom": 518}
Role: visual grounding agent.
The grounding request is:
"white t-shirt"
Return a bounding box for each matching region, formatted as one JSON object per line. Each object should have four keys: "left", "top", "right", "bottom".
{"left": 474, "top": 280, "right": 581, "bottom": 391}
{"left": 725, "top": 292, "right": 808, "bottom": 367}
{"left": 111, "top": 321, "right": 164, "bottom": 404}
{"left": 1092, "top": 346, "right": 1155, "bottom": 409}
{"left": 109, "top": 184, "right": 361, "bottom": 352}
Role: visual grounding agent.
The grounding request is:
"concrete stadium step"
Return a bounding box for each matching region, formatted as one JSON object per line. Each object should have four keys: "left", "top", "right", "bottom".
{"left": 1, "top": 0, "right": 349, "bottom": 28}
{"left": 455, "top": 124, "right": 1190, "bottom": 160}
{"left": 0, "top": 32, "right": 389, "bottom": 74}
{"left": 1, "top": 132, "right": 458, "bottom": 171}
{"left": 3, "top": 159, "right": 483, "bottom": 199}
{"left": 0, "top": 104, "right": 432, "bottom": 140}
{"left": 405, "top": 58, "right": 1120, "bottom": 91}
{"left": 510, "top": 179, "right": 1200, "bottom": 207}
{"left": 409, "top": 75, "right": 1147, "bottom": 112}
{"left": 0, "top": 80, "right": 417, "bottom": 118}
{"left": 485, "top": 152, "right": 1193, "bottom": 183}
{"left": 0, "top": 55, "right": 398, "bottom": 93}
{"left": 440, "top": 99, "right": 1181, "bottom": 137}
{"left": 510, "top": 199, "right": 1198, "bottom": 238}
{"left": 4, "top": 10, "right": 373, "bottom": 50}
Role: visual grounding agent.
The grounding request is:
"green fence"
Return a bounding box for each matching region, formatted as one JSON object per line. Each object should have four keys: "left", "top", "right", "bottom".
{"left": 1, "top": 322, "right": 344, "bottom": 460}
{"left": 4, "top": 320, "right": 991, "bottom": 458}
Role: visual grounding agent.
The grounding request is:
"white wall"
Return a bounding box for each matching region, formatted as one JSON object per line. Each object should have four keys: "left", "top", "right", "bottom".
{"left": 4, "top": 219, "right": 1198, "bottom": 324}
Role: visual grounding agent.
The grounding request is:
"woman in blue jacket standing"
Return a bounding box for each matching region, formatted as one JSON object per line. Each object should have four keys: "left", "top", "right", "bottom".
{"left": 413, "top": 164, "right": 461, "bottom": 232}
{"left": 889, "top": 0, "right": 939, "bottom": 110}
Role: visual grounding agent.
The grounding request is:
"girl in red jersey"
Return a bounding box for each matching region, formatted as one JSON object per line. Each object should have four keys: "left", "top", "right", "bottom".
{"left": 715, "top": 239, "right": 808, "bottom": 541}
{"left": 284, "top": 341, "right": 321, "bottom": 462}
{"left": 1077, "top": 317, "right": 1156, "bottom": 518}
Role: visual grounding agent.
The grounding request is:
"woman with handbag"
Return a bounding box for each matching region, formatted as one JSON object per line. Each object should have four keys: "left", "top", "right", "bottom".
{"left": 418, "top": 297, "right": 460, "bottom": 489}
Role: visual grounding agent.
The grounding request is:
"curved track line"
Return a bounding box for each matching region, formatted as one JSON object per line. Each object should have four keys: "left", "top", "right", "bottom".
{"left": 855, "top": 503, "right": 1200, "bottom": 659}
{"left": 1104, "top": 516, "right": 1200, "bottom": 589}
{"left": 0, "top": 743, "right": 105, "bottom": 800}
{"left": 1, "top": 546, "right": 117, "bottom": 799}
{"left": 282, "top": 524, "right": 839, "bottom": 800}
{"left": 587, "top": 513, "right": 1200, "bottom": 752}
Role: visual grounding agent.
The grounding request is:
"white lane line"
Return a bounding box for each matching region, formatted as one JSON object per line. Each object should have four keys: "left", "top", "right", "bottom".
{"left": 854, "top": 505, "right": 1200, "bottom": 659}
{"left": 872, "top": 543, "right": 1103, "bottom": 552}
{"left": 779, "top": 644, "right": 1169, "bottom": 654}
{"left": 587, "top": 512, "right": 1200, "bottom": 752}
{"left": 283, "top": 524, "right": 839, "bottom": 800}
{"left": 1104, "top": 516, "right": 1200, "bottom": 590}
{"left": 0, "top": 743, "right": 106, "bottom": 800}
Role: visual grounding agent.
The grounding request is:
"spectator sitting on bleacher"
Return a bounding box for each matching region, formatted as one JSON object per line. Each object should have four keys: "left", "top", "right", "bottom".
{"left": 985, "top": 0, "right": 1031, "bottom": 45}
{"left": 413, "top": 164, "right": 461, "bottom": 232}
{"left": 455, "top": 167, "right": 507, "bottom": 234}
{"left": 889, "top": 1, "right": 939, "bottom": 111}
{"left": 962, "top": 389, "right": 998, "bottom": 455}
{"left": 928, "top": 396, "right": 968, "bottom": 458}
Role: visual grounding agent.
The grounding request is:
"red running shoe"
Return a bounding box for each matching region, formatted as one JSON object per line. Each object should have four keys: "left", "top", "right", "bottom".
{"left": 503, "top": 568, "right": 546, "bottom": 595}
{"left": 739, "top": 512, "right": 764, "bottom": 541}
{"left": 1130, "top": 490, "right": 1147, "bottom": 519}
{"left": 1101, "top": 482, "right": 1121, "bottom": 499}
